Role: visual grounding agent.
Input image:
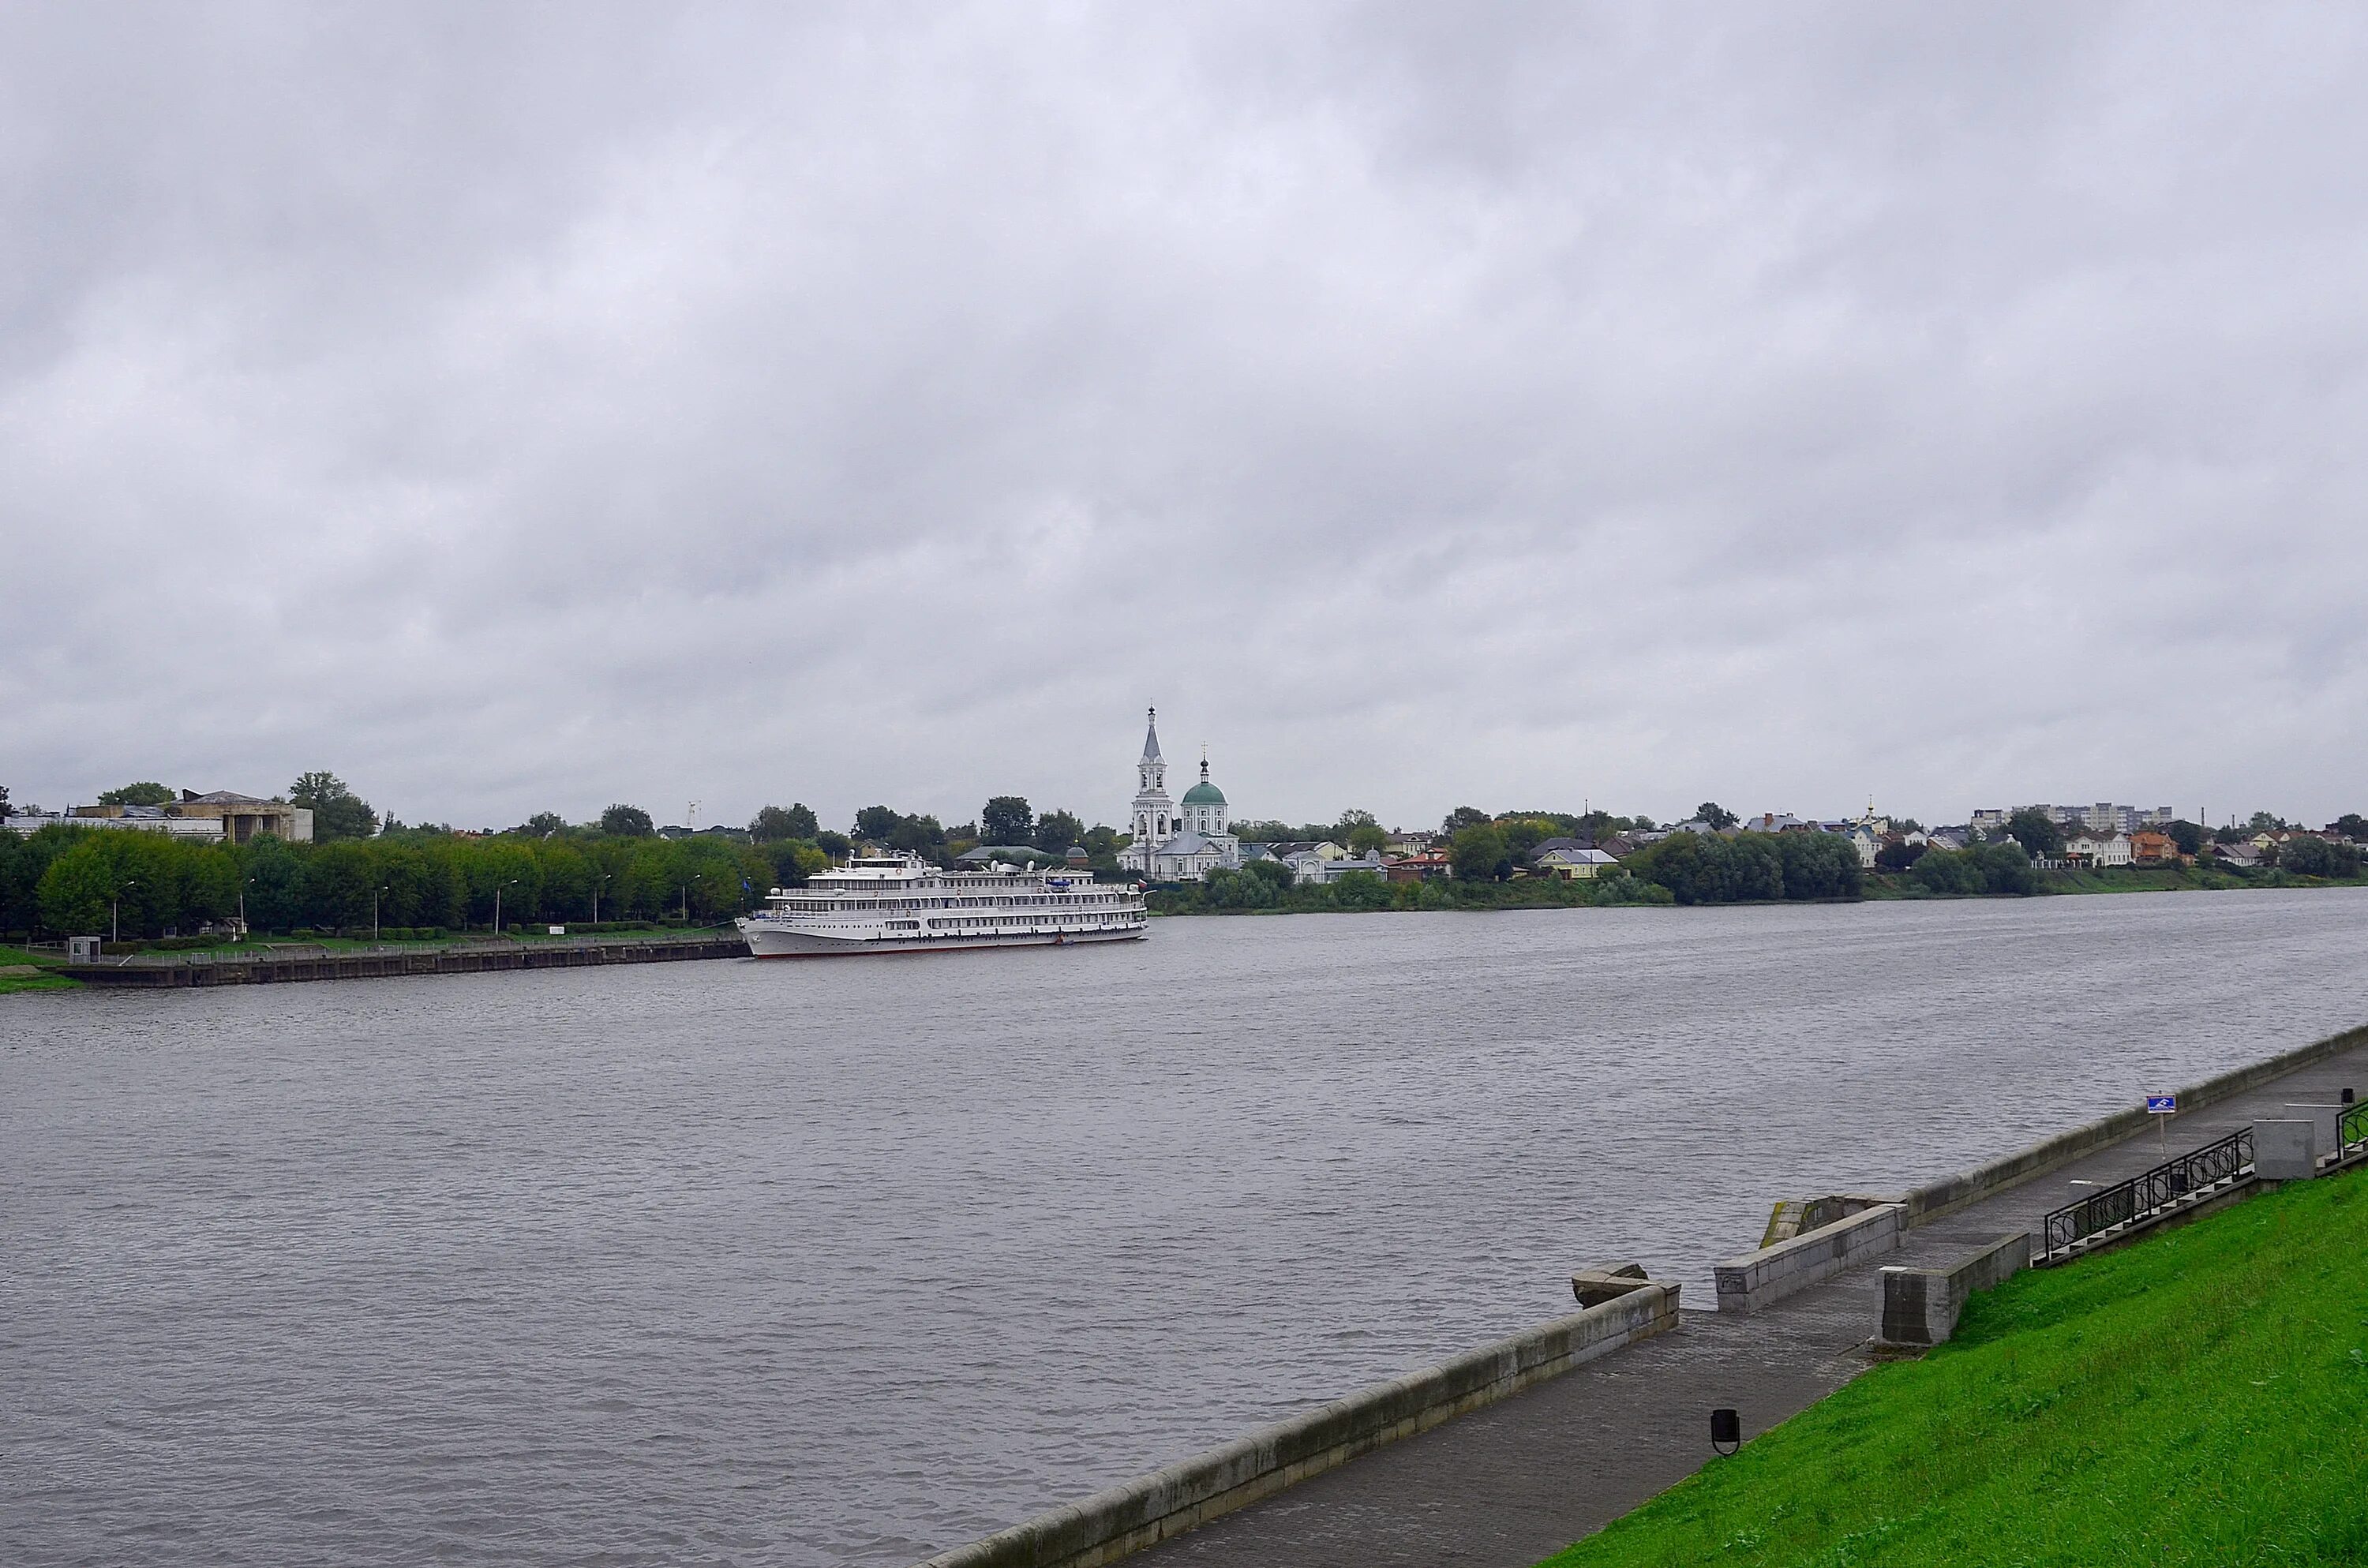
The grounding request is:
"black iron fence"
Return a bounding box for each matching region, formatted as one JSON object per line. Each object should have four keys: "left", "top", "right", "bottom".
{"left": 2039, "top": 1127, "right": 2254, "bottom": 1258}
{"left": 2340, "top": 1100, "right": 2368, "bottom": 1157}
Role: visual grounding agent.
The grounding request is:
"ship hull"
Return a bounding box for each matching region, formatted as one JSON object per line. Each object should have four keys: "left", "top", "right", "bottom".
{"left": 737, "top": 921, "right": 1146, "bottom": 958}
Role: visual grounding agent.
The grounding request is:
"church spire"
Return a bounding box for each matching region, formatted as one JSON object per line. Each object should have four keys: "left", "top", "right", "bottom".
{"left": 1141, "top": 706, "right": 1163, "bottom": 762}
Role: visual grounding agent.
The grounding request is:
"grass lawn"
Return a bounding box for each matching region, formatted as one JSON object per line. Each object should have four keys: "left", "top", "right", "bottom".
{"left": 1538, "top": 1168, "right": 2368, "bottom": 1568}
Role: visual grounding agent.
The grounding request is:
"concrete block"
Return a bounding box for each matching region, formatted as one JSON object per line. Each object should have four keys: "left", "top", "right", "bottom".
{"left": 1571, "top": 1262, "right": 1649, "bottom": 1307}
{"left": 1879, "top": 1233, "right": 2030, "bottom": 1346}
{"left": 2254, "top": 1118, "right": 2318, "bottom": 1181}
{"left": 2284, "top": 1104, "right": 2342, "bottom": 1160}
{"left": 1715, "top": 1203, "right": 1903, "bottom": 1315}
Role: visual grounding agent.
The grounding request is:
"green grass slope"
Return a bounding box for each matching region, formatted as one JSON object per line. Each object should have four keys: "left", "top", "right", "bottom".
{"left": 1539, "top": 1169, "right": 2368, "bottom": 1568}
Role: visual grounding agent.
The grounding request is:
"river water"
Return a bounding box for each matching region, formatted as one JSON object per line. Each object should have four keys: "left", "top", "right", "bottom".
{"left": 7, "top": 889, "right": 2367, "bottom": 1566}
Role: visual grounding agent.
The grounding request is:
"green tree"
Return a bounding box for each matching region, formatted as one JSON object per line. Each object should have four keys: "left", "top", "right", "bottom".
{"left": 1693, "top": 802, "right": 1738, "bottom": 831}
{"left": 1244, "top": 858, "right": 1295, "bottom": 896}
{"left": 1032, "top": 809, "right": 1085, "bottom": 853}
{"left": 1874, "top": 838, "right": 1926, "bottom": 872}
{"left": 1441, "top": 806, "right": 1492, "bottom": 836}
{"left": 1980, "top": 841, "right": 2038, "bottom": 894}
{"left": 1201, "top": 866, "right": 1278, "bottom": 910}
{"left": 522, "top": 812, "right": 568, "bottom": 836}
{"left": 97, "top": 781, "right": 176, "bottom": 807}
{"left": 290, "top": 771, "right": 377, "bottom": 841}
{"left": 37, "top": 841, "right": 115, "bottom": 934}
{"left": 1347, "top": 823, "right": 1390, "bottom": 856}
{"left": 2274, "top": 835, "right": 2360, "bottom": 878}
{"left": 242, "top": 837, "right": 305, "bottom": 931}
{"left": 1778, "top": 832, "right": 1864, "bottom": 899}
{"left": 980, "top": 796, "right": 1033, "bottom": 846}
{"left": 886, "top": 814, "right": 946, "bottom": 858}
{"left": 751, "top": 804, "right": 819, "bottom": 842}
{"left": 600, "top": 803, "right": 655, "bottom": 837}
{"left": 852, "top": 805, "right": 905, "bottom": 842}
{"left": 1081, "top": 824, "right": 1123, "bottom": 868}
{"left": 1451, "top": 824, "right": 1512, "bottom": 881}
{"left": 2165, "top": 819, "right": 2205, "bottom": 856}
{"left": 0, "top": 783, "right": 11, "bottom": 819}
{"left": 2247, "top": 810, "right": 2284, "bottom": 834}
{"left": 302, "top": 841, "right": 381, "bottom": 930}
{"left": 1332, "top": 808, "right": 1380, "bottom": 840}
{"left": 1333, "top": 870, "right": 1392, "bottom": 910}
{"left": 2005, "top": 807, "right": 2063, "bottom": 859}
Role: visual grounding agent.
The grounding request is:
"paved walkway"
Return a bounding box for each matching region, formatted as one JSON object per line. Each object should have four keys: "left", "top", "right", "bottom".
{"left": 1139, "top": 1043, "right": 2368, "bottom": 1568}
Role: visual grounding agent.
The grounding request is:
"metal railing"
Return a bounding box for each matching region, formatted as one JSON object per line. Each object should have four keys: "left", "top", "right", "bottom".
{"left": 2039, "top": 1126, "right": 2254, "bottom": 1258}
{"left": 2340, "top": 1100, "right": 2368, "bottom": 1158}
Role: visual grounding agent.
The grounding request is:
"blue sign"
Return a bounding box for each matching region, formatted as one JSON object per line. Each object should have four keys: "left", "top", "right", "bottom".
{"left": 2146, "top": 1095, "right": 2178, "bottom": 1114}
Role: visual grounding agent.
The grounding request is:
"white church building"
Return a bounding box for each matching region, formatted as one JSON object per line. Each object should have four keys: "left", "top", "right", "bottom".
{"left": 1118, "top": 708, "right": 1243, "bottom": 881}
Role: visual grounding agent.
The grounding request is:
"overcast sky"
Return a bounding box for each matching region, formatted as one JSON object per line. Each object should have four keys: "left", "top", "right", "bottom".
{"left": 6, "top": 4, "right": 2366, "bottom": 833}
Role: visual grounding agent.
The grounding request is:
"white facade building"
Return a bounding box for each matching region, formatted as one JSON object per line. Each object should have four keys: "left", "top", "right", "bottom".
{"left": 2066, "top": 832, "right": 2134, "bottom": 866}
{"left": 1974, "top": 804, "right": 2175, "bottom": 835}
{"left": 1118, "top": 709, "right": 1242, "bottom": 881}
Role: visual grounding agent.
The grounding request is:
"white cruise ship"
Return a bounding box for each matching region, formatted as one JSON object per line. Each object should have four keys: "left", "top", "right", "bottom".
{"left": 737, "top": 853, "right": 1148, "bottom": 957}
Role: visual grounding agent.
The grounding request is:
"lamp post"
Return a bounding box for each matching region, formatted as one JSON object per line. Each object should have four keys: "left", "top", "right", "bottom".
{"left": 111, "top": 879, "right": 141, "bottom": 945}
{"left": 493, "top": 878, "right": 519, "bottom": 936}
{"left": 373, "top": 885, "right": 389, "bottom": 943}
{"left": 591, "top": 873, "right": 610, "bottom": 927}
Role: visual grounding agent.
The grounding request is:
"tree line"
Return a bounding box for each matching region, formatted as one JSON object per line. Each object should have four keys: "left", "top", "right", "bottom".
{"left": 0, "top": 823, "right": 830, "bottom": 942}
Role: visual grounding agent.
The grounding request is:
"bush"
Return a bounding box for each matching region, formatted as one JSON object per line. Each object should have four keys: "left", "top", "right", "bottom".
{"left": 1912, "top": 842, "right": 2036, "bottom": 896}
{"left": 1626, "top": 831, "right": 1858, "bottom": 905}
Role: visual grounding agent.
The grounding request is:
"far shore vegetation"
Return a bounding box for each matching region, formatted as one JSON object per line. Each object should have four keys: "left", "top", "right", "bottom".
{"left": 1534, "top": 1159, "right": 2368, "bottom": 1568}
{"left": 8, "top": 778, "right": 2366, "bottom": 956}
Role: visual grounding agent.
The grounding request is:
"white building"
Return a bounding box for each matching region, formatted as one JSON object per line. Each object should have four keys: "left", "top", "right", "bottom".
{"left": 1974, "top": 804, "right": 2175, "bottom": 835}
{"left": 2066, "top": 832, "right": 2134, "bottom": 866}
{"left": 1294, "top": 851, "right": 1388, "bottom": 885}
{"left": 1118, "top": 709, "right": 1242, "bottom": 881}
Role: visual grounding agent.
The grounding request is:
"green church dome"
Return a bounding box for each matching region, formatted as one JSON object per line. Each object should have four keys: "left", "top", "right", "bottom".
{"left": 1182, "top": 779, "right": 1226, "bottom": 806}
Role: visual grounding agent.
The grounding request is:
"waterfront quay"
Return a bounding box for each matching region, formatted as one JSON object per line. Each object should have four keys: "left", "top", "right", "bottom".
{"left": 926, "top": 1023, "right": 2368, "bottom": 1568}
{"left": 58, "top": 930, "right": 749, "bottom": 987}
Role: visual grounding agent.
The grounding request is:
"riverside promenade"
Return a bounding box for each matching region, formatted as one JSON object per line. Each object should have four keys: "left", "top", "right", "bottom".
{"left": 974, "top": 1029, "right": 2368, "bottom": 1568}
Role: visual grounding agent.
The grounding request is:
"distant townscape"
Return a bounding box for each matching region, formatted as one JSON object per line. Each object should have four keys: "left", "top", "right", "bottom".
{"left": 5, "top": 720, "right": 2367, "bottom": 945}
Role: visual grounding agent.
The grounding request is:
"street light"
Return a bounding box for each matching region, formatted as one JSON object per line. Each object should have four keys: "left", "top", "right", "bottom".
{"left": 373, "top": 884, "right": 390, "bottom": 943}
{"left": 591, "top": 873, "right": 611, "bottom": 927}
{"left": 111, "top": 879, "right": 141, "bottom": 945}
{"left": 493, "top": 878, "right": 519, "bottom": 936}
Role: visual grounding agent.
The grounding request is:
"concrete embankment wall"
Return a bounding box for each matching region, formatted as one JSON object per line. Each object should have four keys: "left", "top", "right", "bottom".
{"left": 60, "top": 934, "right": 748, "bottom": 987}
{"left": 916, "top": 1279, "right": 1680, "bottom": 1568}
{"left": 1879, "top": 1232, "right": 2029, "bottom": 1346}
{"left": 1899, "top": 1020, "right": 2368, "bottom": 1222}
{"left": 1714, "top": 1203, "right": 1902, "bottom": 1314}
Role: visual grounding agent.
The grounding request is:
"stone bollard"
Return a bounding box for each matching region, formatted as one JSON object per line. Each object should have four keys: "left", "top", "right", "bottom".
{"left": 2254, "top": 1119, "right": 2319, "bottom": 1181}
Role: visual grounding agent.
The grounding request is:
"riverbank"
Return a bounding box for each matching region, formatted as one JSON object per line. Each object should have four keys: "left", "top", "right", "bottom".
{"left": 0, "top": 926, "right": 739, "bottom": 995}
{"left": 1152, "top": 862, "right": 2366, "bottom": 916}
{"left": 1537, "top": 1164, "right": 2368, "bottom": 1567}
{"left": 39, "top": 927, "right": 748, "bottom": 989}
{"left": 1002, "top": 1014, "right": 2368, "bottom": 1568}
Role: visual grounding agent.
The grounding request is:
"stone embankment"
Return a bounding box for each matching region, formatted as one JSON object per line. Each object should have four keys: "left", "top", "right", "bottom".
{"left": 918, "top": 1019, "right": 2368, "bottom": 1568}
{"left": 58, "top": 932, "right": 748, "bottom": 986}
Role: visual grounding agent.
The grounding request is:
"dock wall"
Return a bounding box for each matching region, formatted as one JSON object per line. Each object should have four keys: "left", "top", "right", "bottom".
{"left": 1899, "top": 1020, "right": 2368, "bottom": 1222}
{"left": 58, "top": 934, "right": 747, "bottom": 986}
{"left": 914, "top": 1277, "right": 1680, "bottom": 1568}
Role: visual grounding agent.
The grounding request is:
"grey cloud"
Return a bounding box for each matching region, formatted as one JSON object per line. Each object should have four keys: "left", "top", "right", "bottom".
{"left": 6, "top": 3, "right": 2368, "bottom": 833}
